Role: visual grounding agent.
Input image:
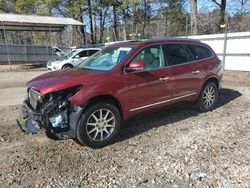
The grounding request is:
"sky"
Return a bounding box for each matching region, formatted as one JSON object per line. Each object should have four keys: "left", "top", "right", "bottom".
{"left": 185, "top": 0, "right": 250, "bottom": 15}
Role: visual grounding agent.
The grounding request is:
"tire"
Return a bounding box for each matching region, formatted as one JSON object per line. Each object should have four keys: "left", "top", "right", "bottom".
{"left": 62, "top": 64, "right": 73, "bottom": 69}
{"left": 197, "top": 81, "right": 218, "bottom": 112}
{"left": 76, "top": 103, "right": 121, "bottom": 148}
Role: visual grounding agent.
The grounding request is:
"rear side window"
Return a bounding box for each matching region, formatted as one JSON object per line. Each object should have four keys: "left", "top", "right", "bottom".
{"left": 77, "top": 50, "right": 88, "bottom": 58}
{"left": 187, "top": 44, "right": 213, "bottom": 60}
{"left": 89, "top": 50, "right": 99, "bottom": 56}
{"left": 164, "top": 44, "right": 192, "bottom": 66}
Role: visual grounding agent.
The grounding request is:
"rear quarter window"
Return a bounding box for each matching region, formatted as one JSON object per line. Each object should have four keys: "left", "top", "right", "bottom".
{"left": 187, "top": 44, "right": 213, "bottom": 60}
{"left": 89, "top": 50, "right": 99, "bottom": 56}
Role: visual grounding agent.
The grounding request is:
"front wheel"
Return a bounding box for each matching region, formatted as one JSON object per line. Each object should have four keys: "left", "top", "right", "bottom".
{"left": 197, "top": 82, "right": 218, "bottom": 112}
{"left": 76, "top": 103, "right": 121, "bottom": 148}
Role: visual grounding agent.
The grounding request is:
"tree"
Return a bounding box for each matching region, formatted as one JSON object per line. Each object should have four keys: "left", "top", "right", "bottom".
{"left": 161, "top": 0, "right": 186, "bottom": 37}
{"left": 239, "top": 0, "right": 249, "bottom": 15}
{"left": 87, "top": 0, "right": 94, "bottom": 43}
{"left": 211, "top": 0, "right": 227, "bottom": 32}
{"left": 190, "top": 0, "right": 197, "bottom": 35}
{"left": 0, "top": 0, "right": 16, "bottom": 13}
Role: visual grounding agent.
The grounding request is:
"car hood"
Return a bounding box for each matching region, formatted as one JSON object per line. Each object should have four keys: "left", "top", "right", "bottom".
{"left": 27, "top": 69, "right": 103, "bottom": 95}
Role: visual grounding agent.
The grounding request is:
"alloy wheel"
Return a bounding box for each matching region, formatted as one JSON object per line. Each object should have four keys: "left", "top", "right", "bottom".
{"left": 202, "top": 85, "right": 216, "bottom": 109}
{"left": 86, "top": 109, "right": 115, "bottom": 142}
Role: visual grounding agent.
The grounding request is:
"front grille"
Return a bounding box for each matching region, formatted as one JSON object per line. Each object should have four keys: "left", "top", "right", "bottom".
{"left": 28, "top": 89, "right": 41, "bottom": 110}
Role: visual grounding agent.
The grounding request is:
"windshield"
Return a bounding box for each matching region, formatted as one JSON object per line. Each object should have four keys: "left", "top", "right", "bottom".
{"left": 77, "top": 47, "right": 133, "bottom": 71}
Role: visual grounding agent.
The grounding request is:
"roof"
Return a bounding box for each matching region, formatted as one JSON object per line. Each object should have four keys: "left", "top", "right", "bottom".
{"left": 0, "top": 14, "right": 83, "bottom": 32}
{"left": 109, "top": 37, "right": 201, "bottom": 48}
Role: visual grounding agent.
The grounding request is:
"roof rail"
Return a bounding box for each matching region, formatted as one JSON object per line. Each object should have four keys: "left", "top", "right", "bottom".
{"left": 127, "top": 39, "right": 147, "bottom": 42}
{"left": 148, "top": 37, "right": 201, "bottom": 42}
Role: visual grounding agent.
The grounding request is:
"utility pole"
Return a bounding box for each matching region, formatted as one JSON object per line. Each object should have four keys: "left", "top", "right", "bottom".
{"left": 221, "top": 14, "right": 228, "bottom": 70}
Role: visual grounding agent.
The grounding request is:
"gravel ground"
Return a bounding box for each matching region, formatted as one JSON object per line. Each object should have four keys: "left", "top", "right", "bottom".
{"left": 0, "top": 70, "right": 249, "bottom": 188}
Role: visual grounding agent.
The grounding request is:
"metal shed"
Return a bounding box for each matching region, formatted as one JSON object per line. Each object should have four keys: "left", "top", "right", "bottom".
{"left": 0, "top": 13, "right": 83, "bottom": 31}
{"left": 0, "top": 14, "right": 83, "bottom": 68}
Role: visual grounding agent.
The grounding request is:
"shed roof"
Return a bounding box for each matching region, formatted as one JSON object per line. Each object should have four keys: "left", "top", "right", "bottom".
{"left": 0, "top": 14, "right": 83, "bottom": 32}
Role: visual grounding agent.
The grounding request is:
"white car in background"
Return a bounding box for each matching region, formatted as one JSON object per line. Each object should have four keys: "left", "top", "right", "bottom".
{"left": 47, "top": 48, "right": 101, "bottom": 70}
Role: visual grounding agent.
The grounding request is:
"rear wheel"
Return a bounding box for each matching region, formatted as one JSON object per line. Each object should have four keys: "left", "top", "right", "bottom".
{"left": 77, "top": 103, "right": 121, "bottom": 148}
{"left": 62, "top": 64, "right": 73, "bottom": 69}
{"left": 197, "top": 82, "right": 218, "bottom": 112}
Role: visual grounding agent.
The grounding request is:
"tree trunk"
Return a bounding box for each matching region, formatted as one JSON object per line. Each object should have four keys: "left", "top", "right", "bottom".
{"left": 113, "top": 5, "right": 118, "bottom": 41}
{"left": 81, "top": 14, "right": 86, "bottom": 44}
{"left": 99, "top": 9, "right": 103, "bottom": 43}
{"left": 87, "top": 0, "right": 94, "bottom": 43}
{"left": 132, "top": 3, "right": 138, "bottom": 39}
{"left": 190, "top": 0, "right": 198, "bottom": 35}
{"left": 219, "top": 0, "right": 226, "bottom": 32}
{"left": 122, "top": 9, "right": 127, "bottom": 40}
{"left": 94, "top": 14, "right": 97, "bottom": 42}
{"left": 142, "top": 0, "right": 147, "bottom": 38}
{"left": 212, "top": 0, "right": 227, "bottom": 32}
{"left": 164, "top": 9, "right": 168, "bottom": 36}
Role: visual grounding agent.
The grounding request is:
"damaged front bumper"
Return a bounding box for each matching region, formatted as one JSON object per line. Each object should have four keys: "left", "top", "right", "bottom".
{"left": 22, "top": 99, "right": 83, "bottom": 140}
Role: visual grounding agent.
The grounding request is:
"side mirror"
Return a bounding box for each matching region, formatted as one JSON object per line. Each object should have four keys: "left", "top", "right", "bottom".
{"left": 74, "top": 55, "right": 80, "bottom": 58}
{"left": 126, "top": 60, "right": 145, "bottom": 72}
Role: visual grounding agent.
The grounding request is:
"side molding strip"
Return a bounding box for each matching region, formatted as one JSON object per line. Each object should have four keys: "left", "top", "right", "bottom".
{"left": 129, "top": 92, "right": 197, "bottom": 112}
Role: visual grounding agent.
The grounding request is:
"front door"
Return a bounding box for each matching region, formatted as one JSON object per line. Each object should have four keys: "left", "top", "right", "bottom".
{"left": 124, "top": 45, "right": 172, "bottom": 112}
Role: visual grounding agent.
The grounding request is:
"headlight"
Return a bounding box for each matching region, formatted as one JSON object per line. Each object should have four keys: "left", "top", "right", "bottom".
{"left": 27, "top": 88, "right": 43, "bottom": 109}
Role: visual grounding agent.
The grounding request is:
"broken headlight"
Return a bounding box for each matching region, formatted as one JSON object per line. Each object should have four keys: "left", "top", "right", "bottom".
{"left": 46, "top": 85, "right": 82, "bottom": 130}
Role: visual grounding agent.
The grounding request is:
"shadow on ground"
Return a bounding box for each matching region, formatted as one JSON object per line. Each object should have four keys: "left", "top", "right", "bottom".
{"left": 116, "top": 88, "right": 242, "bottom": 143}
{"left": 22, "top": 63, "right": 46, "bottom": 70}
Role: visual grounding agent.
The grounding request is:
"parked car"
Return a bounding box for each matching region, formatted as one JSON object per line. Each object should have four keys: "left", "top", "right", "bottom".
{"left": 47, "top": 48, "right": 101, "bottom": 70}
{"left": 22, "top": 38, "right": 223, "bottom": 148}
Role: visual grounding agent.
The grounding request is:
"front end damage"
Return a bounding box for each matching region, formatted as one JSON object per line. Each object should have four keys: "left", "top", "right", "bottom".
{"left": 22, "top": 86, "right": 83, "bottom": 139}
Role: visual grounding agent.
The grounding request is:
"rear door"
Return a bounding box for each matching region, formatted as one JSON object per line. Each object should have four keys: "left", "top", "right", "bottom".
{"left": 124, "top": 45, "right": 172, "bottom": 112}
{"left": 163, "top": 43, "right": 202, "bottom": 99}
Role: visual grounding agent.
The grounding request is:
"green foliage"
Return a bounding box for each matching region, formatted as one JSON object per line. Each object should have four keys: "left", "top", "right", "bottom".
{"left": 158, "top": 0, "right": 187, "bottom": 36}
{"left": 0, "top": 0, "right": 16, "bottom": 13}
{"left": 15, "top": 0, "right": 86, "bottom": 17}
{"left": 15, "top": 0, "right": 37, "bottom": 14}
{"left": 64, "top": 0, "right": 86, "bottom": 18}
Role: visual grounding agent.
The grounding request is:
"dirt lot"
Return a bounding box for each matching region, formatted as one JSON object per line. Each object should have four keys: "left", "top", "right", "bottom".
{"left": 0, "top": 68, "right": 249, "bottom": 187}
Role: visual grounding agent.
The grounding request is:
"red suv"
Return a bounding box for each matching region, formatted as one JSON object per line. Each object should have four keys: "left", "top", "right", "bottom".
{"left": 22, "top": 39, "right": 223, "bottom": 148}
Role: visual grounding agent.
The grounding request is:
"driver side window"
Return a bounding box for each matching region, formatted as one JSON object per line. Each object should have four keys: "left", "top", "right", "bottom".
{"left": 132, "top": 45, "right": 164, "bottom": 71}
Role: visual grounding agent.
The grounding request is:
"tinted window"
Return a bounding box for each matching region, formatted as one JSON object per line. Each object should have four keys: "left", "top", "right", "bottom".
{"left": 77, "top": 50, "right": 88, "bottom": 58}
{"left": 164, "top": 44, "right": 191, "bottom": 66}
{"left": 187, "top": 44, "right": 213, "bottom": 60}
{"left": 131, "top": 45, "right": 165, "bottom": 71}
{"left": 89, "top": 50, "right": 99, "bottom": 56}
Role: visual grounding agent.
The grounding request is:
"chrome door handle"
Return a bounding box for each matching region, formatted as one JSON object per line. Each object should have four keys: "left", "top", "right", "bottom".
{"left": 192, "top": 70, "right": 200, "bottom": 74}
{"left": 159, "top": 77, "right": 170, "bottom": 81}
